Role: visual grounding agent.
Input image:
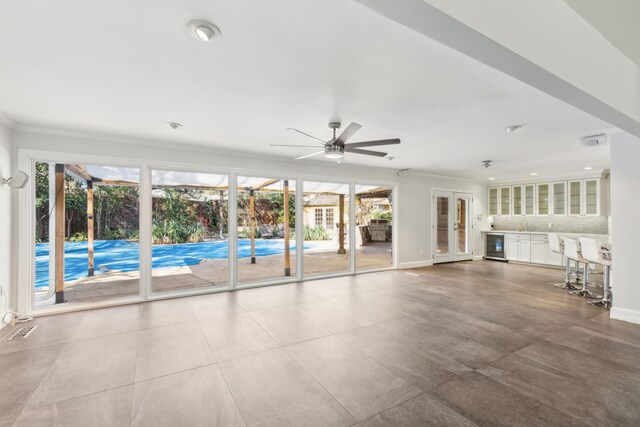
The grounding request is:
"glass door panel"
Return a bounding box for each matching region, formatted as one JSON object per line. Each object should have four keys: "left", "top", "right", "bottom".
{"left": 512, "top": 186, "right": 522, "bottom": 215}
{"left": 151, "top": 169, "right": 229, "bottom": 293}
{"left": 455, "top": 193, "right": 471, "bottom": 258}
{"left": 435, "top": 194, "right": 451, "bottom": 260}
{"left": 34, "top": 162, "right": 140, "bottom": 307}
{"left": 569, "top": 181, "right": 581, "bottom": 215}
{"left": 488, "top": 188, "right": 498, "bottom": 216}
{"left": 585, "top": 180, "right": 598, "bottom": 215}
{"left": 537, "top": 184, "right": 549, "bottom": 215}
{"left": 552, "top": 182, "right": 566, "bottom": 215}
{"left": 236, "top": 176, "right": 297, "bottom": 284}
{"left": 355, "top": 184, "right": 393, "bottom": 271}
{"left": 303, "top": 181, "right": 350, "bottom": 277}
{"left": 524, "top": 185, "right": 535, "bottom": 215}
{"left": 500, "top": 187, "right": 510, "bottom": 215}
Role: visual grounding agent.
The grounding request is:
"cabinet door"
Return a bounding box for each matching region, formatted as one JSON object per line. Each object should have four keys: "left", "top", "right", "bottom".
{"left": 506, "top": 238, "right": 519, "bottom": 261}
{"left": 537, "top": 184, "right": 550, "bottom": 215}
{"left": 568, "top": 181, "right": 582, "bottom": 216}
{"left": 512, "top": 186, "right": 522, "bottom": 215}
{"left": 552, "top": 182, "right": 566, "bottom": 215}
{"left": 488, "top": 187, "right": 498, "bottom": 216}
{"left": 500, "top": 187, "right": 511, "bottom": 216}
{"left": 518, "top": 240, "right": 531, "bottom": 262}
{"left": 524, "top": 185, "right": 535, "bottom": 215}
{"left": 531, "top": 241, "right": 547, "bottom": 264}
{"left": 584, "top": 179, "right": 599, "bottom": 215}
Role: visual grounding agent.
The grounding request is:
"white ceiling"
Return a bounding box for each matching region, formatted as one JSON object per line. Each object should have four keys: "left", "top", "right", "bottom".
{"left": 563, "top": 0, "right": 640, "bottom": 68}
{"left": 0, "top": 0, "right": 612, "bottom": 181}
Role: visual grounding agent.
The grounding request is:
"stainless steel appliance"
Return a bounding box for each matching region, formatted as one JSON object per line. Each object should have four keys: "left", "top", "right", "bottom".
{"left": 485, "top": 233, "right": 506, "bottom": 261}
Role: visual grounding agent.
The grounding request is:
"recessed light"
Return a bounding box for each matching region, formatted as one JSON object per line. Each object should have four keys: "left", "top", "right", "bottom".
{"left": 489, "top": 177, "right": 495, "bottom": 181}
{"left": 166, "top": 122, "right": 182, "bottom": 129}
{"left": 584, "top": 166, "right": 594, "bottom": 170}
{"left": 530, "top": 172, "right": 538, "bottom": 176}
{"left": 188, "top": 20, "right": 221, "bottom": 43}
{"left": 505, "top": 125, "right": 522, "bottom": 133}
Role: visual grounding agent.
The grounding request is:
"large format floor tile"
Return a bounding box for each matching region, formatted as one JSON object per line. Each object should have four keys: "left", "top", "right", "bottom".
{"left": 199, "top": 311, "right": 278, "bottom": 362}
{"left": 131, "top": 365, "right": 244, "bottom": 427}
{"left": 135, "top": 321, "right": 215, "bottom": 382}
{"left": 4, "top": 261, "right": 640, "bottom": 426}
{"left": 286, "top": 335, "right": 422, "bottom": 421}
{"left": 218, "top": 348, "right": 343, "bottom": 426}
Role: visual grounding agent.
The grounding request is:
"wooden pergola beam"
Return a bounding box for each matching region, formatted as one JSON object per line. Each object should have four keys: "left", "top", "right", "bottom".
{"left": 283, "top": 180, "right": 291, "bottom": 276}
{"left": 87, "top": 180, "right": 94, "bottom": 276}
{"left": 337, "top": 194, "right": 346, "bottom": 255}
{"left": 54, "top": 164, "right": 65, "bottom": 303}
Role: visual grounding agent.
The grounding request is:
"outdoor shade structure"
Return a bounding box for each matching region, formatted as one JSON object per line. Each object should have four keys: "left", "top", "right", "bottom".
{"left": 33, "top": 163, "right": 394, "bottom": 306}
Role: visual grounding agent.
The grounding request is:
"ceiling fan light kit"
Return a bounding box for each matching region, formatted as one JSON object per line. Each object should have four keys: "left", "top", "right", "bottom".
{"left": 273, "top": 120, "right": 401, "bottom": 161}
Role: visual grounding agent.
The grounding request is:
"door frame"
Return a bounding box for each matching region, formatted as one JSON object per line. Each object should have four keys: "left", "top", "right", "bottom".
{"left": 432, "top": 189, "right": 474, "bottom": 264}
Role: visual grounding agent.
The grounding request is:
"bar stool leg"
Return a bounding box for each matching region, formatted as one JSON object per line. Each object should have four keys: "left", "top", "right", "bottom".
{"left": 554, "top": 257, "right": 580, "bottom": 290}
{"left": 570, "top": 263, "right": 602, "bottom": 299}
{"left": 589, "top": 266, "right": 612, "bottom": 308}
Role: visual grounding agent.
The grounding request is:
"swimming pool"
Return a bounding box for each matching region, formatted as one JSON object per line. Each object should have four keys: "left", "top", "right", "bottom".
{"left": 35, "top": 239, "right": 307, "bottom": 288}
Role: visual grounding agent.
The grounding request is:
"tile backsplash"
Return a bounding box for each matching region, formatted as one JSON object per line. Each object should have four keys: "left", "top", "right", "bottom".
{"left": 493, "top": 216, "right": 608, "bottom": 234}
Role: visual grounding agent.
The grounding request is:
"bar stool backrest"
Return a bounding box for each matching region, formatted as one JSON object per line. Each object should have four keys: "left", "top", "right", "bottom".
{"left": 579, "top": 237, "right": 600, "bottom": 264}
{"left": 548, "top": 233, "right": 563, "bottom": 254}
{"left": 564, "top": 238, "right": 581, "bottom": 260}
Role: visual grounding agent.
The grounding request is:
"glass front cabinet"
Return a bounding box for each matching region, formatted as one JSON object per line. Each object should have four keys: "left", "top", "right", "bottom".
{"left": 488, "top": 178, "right": 599, "bottom": 217}
{"left": 568, "top": 179, "right": 600, "bottom": 216}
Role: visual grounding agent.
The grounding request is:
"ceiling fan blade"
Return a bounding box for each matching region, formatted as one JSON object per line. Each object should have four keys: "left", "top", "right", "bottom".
{"left": 296, "top": 150, "right": 324, "bottom": 160}
{"left": 270, "top": 144, "right": 322, "bottom": 147}
{"left": 334, "top": 122, "right": 362, "bottom": 145}
{"left": 287, "top": 128, "right": 327, "bottom": 146}
{"left": 344, "top": 147, "right": 387, "bottom": 157}
{"left": 345, "top": 138, "right": 401, "bottom": 148}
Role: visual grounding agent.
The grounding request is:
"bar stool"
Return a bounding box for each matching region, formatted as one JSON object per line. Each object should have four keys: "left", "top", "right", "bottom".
{"left": 565, "top": 239, "right": 601, "bottom": 299}
{"left": 580, "top": 237, "right": 612, "bottom": 308}
{"left": 548, "top": 233, "right": 579, "bottom": 290}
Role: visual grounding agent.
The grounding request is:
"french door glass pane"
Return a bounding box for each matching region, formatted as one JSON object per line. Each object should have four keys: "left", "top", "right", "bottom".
{"left": 151, "top": 170, "right": 229, "bottom": 293}
{"left": 355, "top": 184, "right": 393, "bottom": 271}
{"left": 457, "top": 197, "right": 469, "bottom": 254}
{"left": 303, "top": 181, "right": 349, "bottom": 276}
{"left": 236, "top": 177, "right": 296, "bottom": 284}
{"left": 436, "top": 196, "right": 449, "bottom": 255}
{"left": 34, "top": 162, "right": 140, "bottom": 307}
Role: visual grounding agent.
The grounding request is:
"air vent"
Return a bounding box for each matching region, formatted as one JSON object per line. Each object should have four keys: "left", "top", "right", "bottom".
{"left": 7, "top": 325, "right": 37, "bottom": 341}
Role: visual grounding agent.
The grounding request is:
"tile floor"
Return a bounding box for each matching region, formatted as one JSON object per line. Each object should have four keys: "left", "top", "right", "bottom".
{"left": 2, "top": 261, "right": 640, "bottom": 426}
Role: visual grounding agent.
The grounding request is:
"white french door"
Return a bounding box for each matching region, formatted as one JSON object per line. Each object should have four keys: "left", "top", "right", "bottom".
{"left": 433, "top": 191, "right": 473, "bottom": 263}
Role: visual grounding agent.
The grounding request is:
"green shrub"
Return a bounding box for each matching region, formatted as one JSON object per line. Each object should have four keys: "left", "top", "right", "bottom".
{"left": 152, "top": 220, "right": 205, "bottom": 244}
{"left": 303, "top": 225, "right": 329, "bottom": 241}
{"left": 69, "top": 232, "right": 88, "bottom": 242}
{"left": 370, "top": 210, "right": 392, "bottom": 221}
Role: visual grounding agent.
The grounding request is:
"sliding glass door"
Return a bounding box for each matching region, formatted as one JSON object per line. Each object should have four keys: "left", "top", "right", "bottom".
{"left": 355, "top": 184, "right": 393, "bottom": 271}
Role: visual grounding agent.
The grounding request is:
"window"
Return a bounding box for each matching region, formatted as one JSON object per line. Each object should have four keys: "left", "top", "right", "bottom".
{"left": 314, "top": 208, "right": 323, "bottom": 228}
{"left": 325, "top": 208, "right": 334, "bottom": 230}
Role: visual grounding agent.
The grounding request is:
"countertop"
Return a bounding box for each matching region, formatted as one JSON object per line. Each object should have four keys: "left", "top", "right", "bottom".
{"left": 482, "top": 230, "right": 609, "bottom": 237}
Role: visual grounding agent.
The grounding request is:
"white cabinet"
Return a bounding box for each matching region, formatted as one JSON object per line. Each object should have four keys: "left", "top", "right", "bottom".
{"left": 552, "top": 182, "right": 567, "bottom": 216}
{"left": 524, "top": 184, "right": 535, "bottom": 216}
{"left": 531, "top": 236, "right": 547, "bottom": 264}
{"left": 512, "top": 186, "right": 523, "bottom": 216}
{"left": 569, "top": 179, "right": 600, "bottom": 216}
{"left": 506, "top": 234, "right": 531, "bottom": 262}
{"left": 488, "top": 187, "right": 498, "bottom": 216}
{"left": 536, "top": 183, "right": 550, "bottom": 215}
{"left": 488, "top": 186, "right": 511, "bottom": 216}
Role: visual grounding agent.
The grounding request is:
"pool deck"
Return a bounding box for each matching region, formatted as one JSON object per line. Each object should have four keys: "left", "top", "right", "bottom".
{"left": 37, "top": 241, "right": 393, "bottom": 305}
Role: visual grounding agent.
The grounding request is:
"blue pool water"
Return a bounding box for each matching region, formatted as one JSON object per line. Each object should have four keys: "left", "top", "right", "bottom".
{"left": 35, "top": 239, "right": 306, "bottom": 288}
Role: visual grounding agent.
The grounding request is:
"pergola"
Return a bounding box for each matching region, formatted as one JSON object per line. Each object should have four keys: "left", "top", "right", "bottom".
{"left": 51, "top": 164, "right": 387, "bottom": 303}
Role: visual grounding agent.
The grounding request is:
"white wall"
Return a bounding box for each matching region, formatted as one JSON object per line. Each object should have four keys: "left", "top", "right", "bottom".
{"left": 610, "top": 133, "right": 640, "bottom": 324}
{"left": 0, "top": 122, "right": 12, "bottom": 325}
{"left": 11, "top": 128, "right": 484, "bottom": 308}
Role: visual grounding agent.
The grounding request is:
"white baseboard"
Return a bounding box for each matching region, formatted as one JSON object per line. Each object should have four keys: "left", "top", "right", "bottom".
{"left": 610, "top": 307, "right": 640, "bottom": 325}
{"left": 473, "top": 255, "right": 483, "bottom": 261}
{"left": 398, "top": 260, "right": 433, "bottom": 269}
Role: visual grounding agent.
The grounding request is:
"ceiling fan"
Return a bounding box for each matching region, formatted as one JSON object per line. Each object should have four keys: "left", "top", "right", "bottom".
{"left": 271, "top": 121, "right": 400, "bottom": 160}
